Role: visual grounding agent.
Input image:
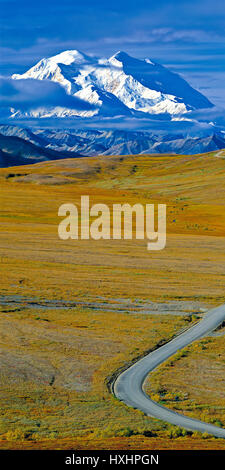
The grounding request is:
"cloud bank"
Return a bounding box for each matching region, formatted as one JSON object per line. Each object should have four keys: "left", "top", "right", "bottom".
{"left": 0, "top": 77, "right": 95, "bottom": 112}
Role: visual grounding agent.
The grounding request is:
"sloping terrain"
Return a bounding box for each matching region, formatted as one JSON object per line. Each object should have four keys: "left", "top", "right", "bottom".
{"left": 0, "top": 151, "right": 225, "bottom": 449}
{"left": 0, "top": 133, "right": 83, "bottom": 167}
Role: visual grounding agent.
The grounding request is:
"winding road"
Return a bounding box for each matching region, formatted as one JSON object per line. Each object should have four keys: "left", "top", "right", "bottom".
{"left": 114, "top": 303, "right": 225, "bottom": 438}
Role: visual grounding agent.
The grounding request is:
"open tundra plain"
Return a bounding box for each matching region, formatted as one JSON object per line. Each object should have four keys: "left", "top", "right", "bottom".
{"left": 0, "top": 150, "right": 225, "bottom": 449}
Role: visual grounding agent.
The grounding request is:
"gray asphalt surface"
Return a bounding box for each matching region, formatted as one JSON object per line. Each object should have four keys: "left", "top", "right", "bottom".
{"left": 114, "top": 304, "right": 225, "bottom": 438}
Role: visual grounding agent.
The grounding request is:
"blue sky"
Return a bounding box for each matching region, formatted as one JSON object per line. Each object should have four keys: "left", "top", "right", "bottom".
{"left": 0, "top": 0, "right": 224, "bottom": 107}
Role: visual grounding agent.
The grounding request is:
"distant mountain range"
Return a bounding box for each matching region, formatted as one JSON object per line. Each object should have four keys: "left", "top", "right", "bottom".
{"left": 0, "top": 130, "right": 83, "bottom": 167}
{"left": 10, "top": 49, "right": 212, "bottom": 120}
{"left": 1, "top": 125, "right": 225, "bottom": 167}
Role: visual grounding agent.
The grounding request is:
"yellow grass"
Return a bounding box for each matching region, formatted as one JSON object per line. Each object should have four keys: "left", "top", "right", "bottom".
{"left": 0, "top": 150, "right": 225, "bottom": 449}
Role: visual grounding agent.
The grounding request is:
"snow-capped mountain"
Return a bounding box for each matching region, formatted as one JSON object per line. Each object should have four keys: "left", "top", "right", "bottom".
{"left": 1, "top": 49, "right": 222, "bottom": 167}
{"left": 11, "top": 50, "right": 213, "bottom": 119}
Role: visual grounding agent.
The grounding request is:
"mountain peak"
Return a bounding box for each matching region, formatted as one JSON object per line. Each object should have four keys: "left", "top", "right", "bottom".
{"left": 110, "top": 50, "right": 134, "bottom": 62}
{"left": 48, "top": 50, "right": 91, "bottom": 65}
{"left": 108, "top": 51, "right": 127, "bottom": 67}
{"left": 113, "top": 50, "right": 128, "bottom": 58}
{"left": 108, "top": 51, "right": 156, "bottom": 69}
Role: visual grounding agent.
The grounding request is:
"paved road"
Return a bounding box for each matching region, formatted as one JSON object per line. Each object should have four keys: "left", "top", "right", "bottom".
{"left": 114, "top": 304, "right": 225, "bottom": 438}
